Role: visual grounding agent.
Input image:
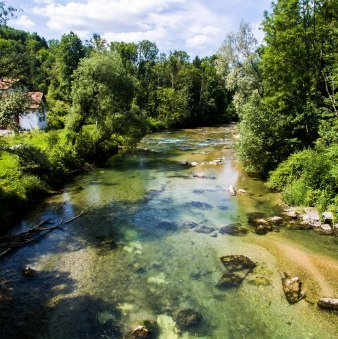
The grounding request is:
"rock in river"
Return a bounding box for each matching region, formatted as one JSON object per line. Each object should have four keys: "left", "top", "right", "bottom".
{"left": 219, "top": 224, "right": 248, "bottom": 236}
{"left": 217, "top": 272, "right": 245, "bottom": 289}
{"left": 195, "top": 225, "right": 215, "bottom": 234}
{"left": 281, "top": 272, "right": 305, "bottom": 304}
{"left": 175, "top": 309, "right": 202, "bottom": 330}
{"left": 23, "top": 266, "right": 37, "bottom": 278}
{"left": 317, "top": 297, "right": 338, "bottom": 311}
{"left": 126, "top": 321, "right": 159, "bottom": 338}
{"left": 181, "top": 221, "right": 198, "bottom": 229}
{"left": 220, "top": 255, "right": 256, "bottom": 272}
{"left": 255, "top": 224, "right": 272, "bottom": 235}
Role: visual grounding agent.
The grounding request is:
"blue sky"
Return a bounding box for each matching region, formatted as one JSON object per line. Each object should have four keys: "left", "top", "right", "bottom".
{"left": 7, "top": 0, "right": 272, "bottom": 56}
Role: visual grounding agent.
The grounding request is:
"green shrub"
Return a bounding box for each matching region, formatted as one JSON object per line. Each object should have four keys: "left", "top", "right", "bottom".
{"left": 268, "top": 147, "right": 338, "bottom": 214}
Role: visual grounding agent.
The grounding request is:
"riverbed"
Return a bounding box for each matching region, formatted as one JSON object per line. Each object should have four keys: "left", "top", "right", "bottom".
{"left": 0, "top": 125, "right": 337, "bottom": 338}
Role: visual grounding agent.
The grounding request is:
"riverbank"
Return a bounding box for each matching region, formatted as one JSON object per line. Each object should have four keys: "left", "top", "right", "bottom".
{"left": 0, "top": 128, "right": 118, "bottom": 233}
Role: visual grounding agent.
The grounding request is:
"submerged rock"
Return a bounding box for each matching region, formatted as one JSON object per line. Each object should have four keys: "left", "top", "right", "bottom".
{"left": 220, "top": 255, "right": 256, "bottom": 272}
{"left": 210, "top": 231, "right": 218, "bottom": 238}
{"left": 219, "top": 224, "right": 248, "bottom": 237}
{"left": 158, "top": 221, "right": 177, "bottom": 231}
{"left": 175, "top": 309, "right": 202, "bottom": 330}
{"left": 255, "top": 224, "right": 272, "bottom": 235}
{"left": 190, "top": 201, "right": 213, "bottom": 210}
{"left": 216, "top": 272, "right": 244, "bottom": 289}
{"left": 126, "top": 321, "right": 159, "bottom": 338}
{"left": 247, "top": 212, "right": 267, "bottom": 226}
{"left": 23, "top": 266, "right": 36, "bottom": 278}
{"left": 248, "top": 276, "right": 270, "bottom": 286}
{"left": 181, "top": 221, "right": 198, "bottom": 229}
{"left": 281, "top": 272, "right": 305, "bottom": 304}
{"left": 317, "top": 297, "right": 338, "bottom": 311}
{"left": 195, "top": 225, "right": 215, "bottom": 234}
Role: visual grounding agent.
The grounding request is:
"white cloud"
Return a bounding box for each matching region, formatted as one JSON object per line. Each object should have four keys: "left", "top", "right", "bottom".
{"left": 12, "top": 15, "right": 35, "bottom": 29}
{"left": 31, "top": 0, "right": 270, "bottom": 56}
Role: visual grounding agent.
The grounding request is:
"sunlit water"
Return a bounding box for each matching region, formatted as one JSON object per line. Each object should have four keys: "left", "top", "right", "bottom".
{"left": 0, "top": 125, "right": 337, "bottom": 339}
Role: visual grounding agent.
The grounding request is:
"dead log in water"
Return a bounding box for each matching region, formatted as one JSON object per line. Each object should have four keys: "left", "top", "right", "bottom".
{"left": 0, "top": 211, "right": 85, "bottom": 258}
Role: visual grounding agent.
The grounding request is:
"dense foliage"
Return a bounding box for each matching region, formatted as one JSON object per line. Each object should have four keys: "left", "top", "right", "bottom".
{"left": 217, "top": 0, "right": 337, "bottom": 215}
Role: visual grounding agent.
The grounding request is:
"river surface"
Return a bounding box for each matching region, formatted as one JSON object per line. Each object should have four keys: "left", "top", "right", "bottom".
{"left": 0, "top": 125, "right": 337, "bottom": 339}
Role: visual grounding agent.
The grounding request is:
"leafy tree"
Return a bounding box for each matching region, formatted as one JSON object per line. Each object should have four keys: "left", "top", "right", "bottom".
{"left": 68, "top": 52, "right": 147, "bottom": 159}
{"left": 0, "top": 91, "right": 31, "bottom": 132}
{"left": 0, "top": 1, "right": 18, "bottom": 26}
{"left": 47, "top": 32, "right": 86, "bottom": 105}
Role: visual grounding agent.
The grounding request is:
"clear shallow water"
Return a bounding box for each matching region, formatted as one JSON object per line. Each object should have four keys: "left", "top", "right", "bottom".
{"left": 0, "top": 125, "right": 337, "bottom": 339}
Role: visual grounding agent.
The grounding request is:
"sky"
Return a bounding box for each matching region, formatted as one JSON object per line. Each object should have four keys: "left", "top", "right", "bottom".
{"left": 7, "top": 0, "right": 272, "bottom": 57}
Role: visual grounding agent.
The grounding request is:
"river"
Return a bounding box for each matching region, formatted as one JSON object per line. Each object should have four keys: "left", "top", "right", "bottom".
{"left": 0, "top": 125, "right": 337, "bottom": 338}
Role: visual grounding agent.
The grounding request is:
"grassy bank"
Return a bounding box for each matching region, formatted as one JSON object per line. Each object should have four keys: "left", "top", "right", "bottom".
{"left": 0, "top": 128, "right": 118, "bottom": 233}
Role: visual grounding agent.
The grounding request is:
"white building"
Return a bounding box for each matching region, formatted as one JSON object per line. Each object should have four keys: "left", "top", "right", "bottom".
{"left": 0, "top": 78, "right": 47, "bottom": 131}
{"left": 19, "top": 92, "right": 47, "bottom": 131}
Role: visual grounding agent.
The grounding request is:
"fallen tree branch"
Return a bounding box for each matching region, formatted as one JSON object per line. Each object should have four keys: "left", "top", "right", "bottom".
{"left": 0, "top": 210, "right": 85, "bottom": 259}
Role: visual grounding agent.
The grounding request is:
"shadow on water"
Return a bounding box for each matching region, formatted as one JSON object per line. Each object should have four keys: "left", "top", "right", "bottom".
{"left": 0, "top": 267, "right": 123, "bottom": 339}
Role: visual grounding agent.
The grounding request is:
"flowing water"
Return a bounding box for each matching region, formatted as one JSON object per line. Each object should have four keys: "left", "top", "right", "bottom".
{"left": 0, "top": 125, "right": 337, "bottom": 339}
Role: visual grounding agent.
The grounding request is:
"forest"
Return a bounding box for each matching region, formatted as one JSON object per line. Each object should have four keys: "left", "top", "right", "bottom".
{"left": 0, "top": 0, "right": 337, "bottom": 230}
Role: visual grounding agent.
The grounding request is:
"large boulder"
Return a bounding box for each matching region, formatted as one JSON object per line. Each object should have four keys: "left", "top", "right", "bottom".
{"left": 317, "top": 297, "right": 338, "bottom": 311}
{"left": 219, "top": 224, "right": 248, "bottom": 237}
{"left": 255, "top": 224, "right": 272, "bottom": 235}
{"left": 175, "top": 309, "right": 202, "bottom": 330}
{"left": 217, "top": 272, "right": 244, "bottom": 289}
{"left": 281, "top": 272, "right": 305, "bottom": 304}
{"left": 321, "top": 212, "right": 333, "bottom": 225}
{"left": 220, "top": 255, "right": 256, "bottom": 272}
{"left": 314, "top": 224, "right": 333, "bottom": 235}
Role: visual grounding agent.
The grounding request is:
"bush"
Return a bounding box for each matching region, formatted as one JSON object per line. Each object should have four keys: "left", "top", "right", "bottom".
{"left": 268, "top": 147, "right": 338, "bottom": 216}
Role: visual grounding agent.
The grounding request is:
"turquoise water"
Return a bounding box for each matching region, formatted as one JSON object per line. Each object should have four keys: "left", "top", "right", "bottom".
{"left": 0, "top": 125, "right": 337, "bottom": 338}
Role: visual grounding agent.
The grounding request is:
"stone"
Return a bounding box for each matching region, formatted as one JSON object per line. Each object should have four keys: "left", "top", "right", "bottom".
{"left": 193, "top": 173, "right": 206, "bottom": 178}
{"left": 191, "top": 162, "right": 199, "bottom": 167}
{"left": 227, "top": 185, "right": 236, "bottom": 196}
{"left": 255, "top": 224, "right": 272, "bottom": 235}
{"left": 268, "top": 216, "right": 283, "bottom": 225}
{"left": 302, "top": 215, "right": 321, "bottom": 227}
{"left": 190, "top": 201, "right": 213, "bottom": 209}
{"left": 322, "top": 212, "right": 333, "bottom": 225}
{"left": 247, "top": 212, "right": 267, "bottom": 226}
{"left": 158, "top": 221, "right": 177, "bottom": 231}
{"left": 126, "top": 321, "right": 159, "bottom": 338}
{"left": 219, "top": 224, "right": 248, "bottom": 237}
{"left": 282, "top": 208, "right": 299, "bottom": 219}
{"left": 181, "top": 221, "right": 198, "bottom": 229}
{"left": 314, "top": 224, "right": 333, "bottom": 235}
{"left": 210, "top": 231, "right": 218, "bottom": 238}
{"left": 317, "top": 297, "right": 338, "bottom": 311}
{"left": 23, "top": 266, "right": 36, "bottom": 278}
{"left": 248, "top": 276, "right": 270, "bottom": 286}
{"left": 175, "top": 309, "right": 202, "bottom": 330}
{"left": 195, "top": 225, "right": 215, "bottom": 234}
{"left": 220, "top": 255, "right": 256, "bottom": 272}
{"left": 216, "top": 272, "right": 244, "bottom": 289}
{"left": 281, "top": 272, "right": 305, "bottom": 304}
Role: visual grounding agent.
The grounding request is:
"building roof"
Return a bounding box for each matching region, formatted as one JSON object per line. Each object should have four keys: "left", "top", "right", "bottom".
{"left": 27, "top": 92, "right": 44, "bottom": 109}
{"left": 0, "top": 78, "right": 20, "bottom": 90}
